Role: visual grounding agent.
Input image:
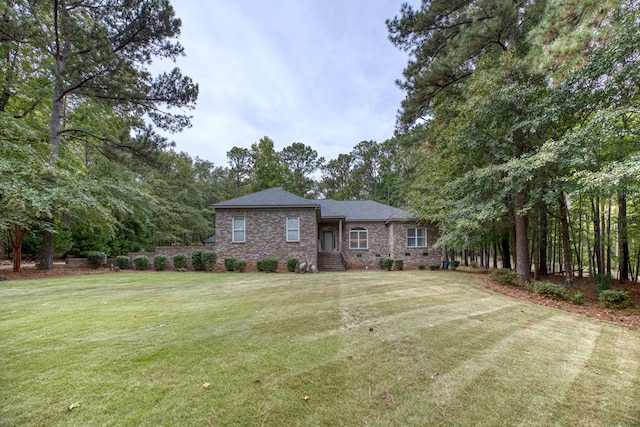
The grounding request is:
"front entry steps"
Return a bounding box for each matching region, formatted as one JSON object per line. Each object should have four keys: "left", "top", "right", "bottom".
{"left": 317, "top": 252, "right": 346, "bottom": 271}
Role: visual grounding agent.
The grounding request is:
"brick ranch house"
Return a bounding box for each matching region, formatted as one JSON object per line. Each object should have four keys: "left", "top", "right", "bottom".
{"left": 211, "top": 187, "right": 441, "bottom": 271}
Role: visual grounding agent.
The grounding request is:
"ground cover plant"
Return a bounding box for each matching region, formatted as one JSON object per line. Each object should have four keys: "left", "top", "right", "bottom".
{"left": 2, "top": 271, "right": 640, "bottom": 426}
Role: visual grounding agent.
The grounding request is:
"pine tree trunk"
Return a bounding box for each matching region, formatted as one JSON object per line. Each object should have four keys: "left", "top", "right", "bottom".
{"left": 591, "top": 197, "right": 603, "bottom": 276}
{"left": 558, "top": 194, "right": 573, "bottom": 287}
{"left": 618, "top": 192, "right": 629, "bottom": 282}
{"left": 501, "top": 236, "right": 511, "bottom": 270}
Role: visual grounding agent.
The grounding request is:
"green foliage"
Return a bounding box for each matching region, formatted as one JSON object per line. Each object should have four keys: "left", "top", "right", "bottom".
{"left": 224, "top": 258, "right": 237, "bottom": 271}
{"left": 418, "top": 265, "right": 426, "bottom": 270}
{"left": 153, "top": 254, "right": 168, "bottom": 271}
{"left": 287, "top": 258, "right": 299, "bottom": 272}
{"left": 429, "top": 265, "right": 440, "bottom": 271}
{"left": 233, "top": 260, "right": 247, "bottom": 273}
{"left": 570, "top": 291, "right": 584, "bottom": 306}
{"left": 450, "top": 260, "right": 460, "bottom": 270}
{"left": 257, "top": 258, "right": 279, "bottom": 273}
{"left": 597, "top": 274, "right": 612, "bottom": 292}
{"left": 379, "top": 258, "right": 394, "bottom": 271}
{"left": 172, "top": 253, "right": 187, "bottom": 270}
{"left": 394, "top": 259, "right": 404, "bottom": 271}
{"left": 191, "top": 249, "right": 205, "bottom": 271}
{"left": 86, "top": 251, "right": 107, "bottom": 269}
{"left": 201, "top": 250, "right": 217, "bottom": 272}
{"left": 133, "top": 255, "right": 149, "bottom": 271}
{"left": 598, "top": 290, "right": 632, "bottom": 309}
{"left": 531, "top": 282, "right": 567, "bottom": 300}
{"left": 116, "top": 256, "right": 131, "bottom": 270}
{"left": 489, "top": 269, "right": 518, "bottom": 285}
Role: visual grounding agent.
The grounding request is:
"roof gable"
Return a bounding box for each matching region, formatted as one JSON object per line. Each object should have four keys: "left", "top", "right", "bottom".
{"left": 212, "top": 187, "right": 319, "bottom": 209}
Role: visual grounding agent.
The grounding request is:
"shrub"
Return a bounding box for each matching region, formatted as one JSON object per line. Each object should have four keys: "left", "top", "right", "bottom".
{"left": 257, "top": 257, "right": 279, "bottom": 272}
{"left": 86, "top": 251, "right": 107, "bottom": 269}
{"left": 450, "top": 260, "right": 460, "bottom": 270}
{"left": 153, "top": 254, "right": 168, "bottom": 271}
{"left": 428, "top": 264, "right": 440, "bottom": 271}
{"left": 532, "top": 281, "right": 567, "bottom": 300}
{"left": 570, "top": 291, "right": 584, "bottom": 305}
{"left": 233, "top": 260, "right": 247, "bottom": 272}
{"left": 599, "top": 290, "right": 632, "bottom": 309}
{"left": 201, "top": 250, "right": 217, "bottom": 272}
{"left": 116, "top": 255, "right": 130, "bottom": 270}
{"left": 394, "top": 259, "right": 404, "bottom": 270}
{"left": 418, "top": 265, "right": 426, "bottom": 270}
{"left": 133, "top": 255, "right": 149, "bottom": 270}
{"left": 379, "top": 258, "right": 393, "bottom": 271}
{"left": 597, "top": 274, "right": 612, "bottom": 292}
{"left": 224, "top": 258, "right": 237, "bottom": 272}
{"left": 470, "top": 261, "right": 478, "bottom": 268}
{"left": 489, "top": 268, "right": 518, "bottom": 285}
{"left": 191, "top": 249, "right": 205, "bottom": 271}
{"left": 287, "top": 258, "right": 299, "bottom": 272}
{"left": 172, "top": 253, "right": 187, "bottom": 270}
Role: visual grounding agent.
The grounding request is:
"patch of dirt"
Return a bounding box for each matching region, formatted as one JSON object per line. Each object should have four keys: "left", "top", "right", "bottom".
{"left": 481, "top": 274, "right": 640, "bottom": 329}
{"left": 0, "top": 262, "right": 112, "bottom": 281}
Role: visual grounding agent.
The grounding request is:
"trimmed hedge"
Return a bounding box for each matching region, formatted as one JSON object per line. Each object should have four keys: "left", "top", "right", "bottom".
{"left": 287, "top": 258, "right": 299, "bottom": 272}
{"left": 153, "top": 254, "right": 168, "bottom": 271}
{"left": 233, "top": 260, "right": 247, "bottom": 272}
{"left": 172, "top": 253, "right": 187, "bottom": 270}
{"left": 116, "top": 255, "right": 130, "bottom": 270}
{"left": 224, "top": 258, "right": 237, "bottom": 271}
{"left": 379, "top": 258, "right": 393, "bottom": 271}
{"left": 86, "top": 251, "right": 107, "bottom": 269}
{"left": 394, "top": 259, "right": 404, "bottom": 271}
{"left": 257, "top": 258, "right": 279, "bottom": 272}
{"left": 201, "top": 250, "right": 217, "bottom": 272}
{"left": 191, "top": 249, "right": 205, "bottom": 271}
{"left": 133, "top": 255, "right": 149, "bottom": 270}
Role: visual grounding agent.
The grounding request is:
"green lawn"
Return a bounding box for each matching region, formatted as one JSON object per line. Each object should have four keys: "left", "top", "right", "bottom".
{"left": 1, "top": 271, "right": 640, "bottom": 426}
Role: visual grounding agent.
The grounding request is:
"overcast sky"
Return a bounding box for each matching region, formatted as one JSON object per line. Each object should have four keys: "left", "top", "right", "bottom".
{"left": 159, "top": 0, "right": 416, "bottom": 167}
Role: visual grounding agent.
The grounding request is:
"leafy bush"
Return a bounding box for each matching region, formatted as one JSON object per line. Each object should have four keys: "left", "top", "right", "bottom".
{"left": 394, "top": 259, "right": 404, "bottom": 271}
{"left": 233, "top": 260, "right": 247, "bottom": 272}
{"left": 599, "top": 290, "right": 632, "bottom": 309}
{"left": 379, "top": 258, "right": 393, "bottom": 271}
{"left": 172, "top": 253, "right": 187, "bottom": 270}
{"left": 116, "top": 255, "right": 130, "bottom": 270}
{"left": 201, "top": 250, "right": 217, "bottom": 272}
{"left": 257, "top": 257, "right": 279, "bottom": 272}
{"left": 86, "top": 251, "right": 107, "bottom": 269}
{"left": 570, "top": 291, "right": 584, "bottom": 305}
{"left": 428, "top": 264, "right": 440, "bottom": 271}
{"left": 597, "top": 274, "right": 612, "bottom": 292}
{"left": 224, "top": 258, "right": 237, "bottom": 271}
{"left": 418, "top": 265, "right": 426, "bottom": 270}
{"left": 287, "top": 258, "right": 299, "bottom": 272}
{"left": 153, "top": 254, "right": 168, "bottom": 271}
{"left": 133, "top": 255, "right": 149, "bottom": 270}
{"left": 470, "top": 261, "right": 478, "bottom": 268}
{"left": 489, "top": 268, "right": 517, "bottom": 285}
{"left": 450, "top": 260, "right": 460, "bottom": 270}
{"left": 532, "top": 281, "right": 567, "bottom": 300}
{"left": 191, "top": 249, "right": 205, "bottom": 271}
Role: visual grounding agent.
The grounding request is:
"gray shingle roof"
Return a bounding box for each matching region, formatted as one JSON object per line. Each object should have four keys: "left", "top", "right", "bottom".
{"left": 212, "top": 187, "right": 320, "bottom": 208}
{"left": 212, "top": 187, "right": 414, "bottom": 222}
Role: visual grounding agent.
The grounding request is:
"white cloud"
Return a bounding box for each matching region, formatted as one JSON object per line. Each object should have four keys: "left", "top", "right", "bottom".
{"left": 156, "top": 0, "right": 417, "bottom": 166}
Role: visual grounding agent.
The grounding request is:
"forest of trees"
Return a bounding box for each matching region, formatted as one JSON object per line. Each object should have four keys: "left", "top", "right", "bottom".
{"left": 1, "top": 0, "right": 639, "bottom": 283}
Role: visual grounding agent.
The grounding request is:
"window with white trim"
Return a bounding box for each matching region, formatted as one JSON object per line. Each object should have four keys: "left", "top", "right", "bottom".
{"left": 286, "top": 217, "right": 300, "bottom": 242}
{"left": 407, "top": 227, "right": 426, "bottom": 248}
{"left": 349, "top": 227, "right": 368, "bottom": 249}
{"left": 232, "top": 217, "right": 245, "bottom": 243}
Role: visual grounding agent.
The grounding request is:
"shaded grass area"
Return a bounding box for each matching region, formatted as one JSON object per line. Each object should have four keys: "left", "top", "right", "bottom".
{"left": 2, "top": 271, "right": 640, "bottom": 426}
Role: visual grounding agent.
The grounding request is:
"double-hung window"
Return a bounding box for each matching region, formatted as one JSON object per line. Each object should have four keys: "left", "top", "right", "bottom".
{"left": 232, "top": 217, "right": 246, "bottom": 243}
{"left": 286, "top": 217, "right": 300, "bottom": 242}
{"left": 407, "top": 227, "right": 426, "bottom": 248}
{"left": 349, "top": 227, "right": 368, "bottom": 249}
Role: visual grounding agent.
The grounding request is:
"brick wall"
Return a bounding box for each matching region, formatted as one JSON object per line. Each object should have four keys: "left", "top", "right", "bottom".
{"left": 215, "top": 207, "right": 318, "bottom": 267}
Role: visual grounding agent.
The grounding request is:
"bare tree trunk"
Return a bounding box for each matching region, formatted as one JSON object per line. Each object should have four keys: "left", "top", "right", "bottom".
{"left": 618, "top": 192, "right": 629, "bottom": 282}
{"left": 8, "top": 225, "right": 27, "bottom": 273}
{"left": 606, "top": 198, "right": 611, "bottom": 276}
{"left": 558, "top": 194, "right": 574, "bottom": 287}
{"left": 591, "top": 197, "right": 604, "bottom": 276}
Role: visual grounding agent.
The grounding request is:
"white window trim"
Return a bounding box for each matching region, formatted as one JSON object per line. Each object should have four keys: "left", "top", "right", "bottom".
{"left": 286, "top": 217, "right": 300, "bottom": 242}
{"left": 232, "top": 217, "right": 246, "bottom": 243}
{"left": 349, "top": 227, "right": 368, "bottom": 250}
{"left": 407, "top": 227, "right": 427, "bottom": 248}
